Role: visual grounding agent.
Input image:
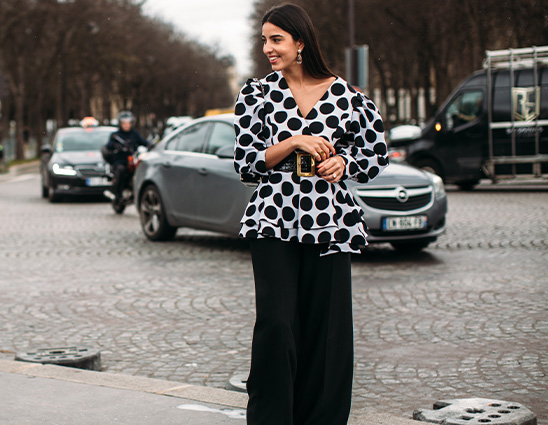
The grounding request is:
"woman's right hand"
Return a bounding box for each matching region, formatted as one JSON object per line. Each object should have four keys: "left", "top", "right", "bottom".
{"left": 292, "top": 135, "right": 336, "bottom": 162}
{"left": 264, "top": 135, "right": 336, "bottom": 170}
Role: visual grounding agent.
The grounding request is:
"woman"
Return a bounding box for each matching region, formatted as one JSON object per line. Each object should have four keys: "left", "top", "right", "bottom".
{"left": 234, "top": 4, "right": 389, "bottom": 424}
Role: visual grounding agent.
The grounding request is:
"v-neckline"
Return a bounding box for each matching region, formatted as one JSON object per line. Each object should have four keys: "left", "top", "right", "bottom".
{"left": 282, "top": 75, "right": 339, "bottom": 119}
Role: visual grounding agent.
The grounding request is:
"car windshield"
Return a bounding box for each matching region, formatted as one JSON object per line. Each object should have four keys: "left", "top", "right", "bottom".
{"left": 54, "top": 129, "right": 111, "bottom": 152}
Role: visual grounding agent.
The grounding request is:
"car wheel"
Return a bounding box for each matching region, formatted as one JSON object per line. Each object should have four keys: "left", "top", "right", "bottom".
{"left": 390, "top": 241, "right": 431, "bottom": 252}
{"left": 455, "top": 180, "right": 479, "bottom": 191}
{"left": 48, "top": 186, "right": 61, "bottom": 203}
{"left": 139, "top": 185, "right": 177, "bottom": 241}
{"left": 413, "top": 158, "right": 444, "bottom": 180}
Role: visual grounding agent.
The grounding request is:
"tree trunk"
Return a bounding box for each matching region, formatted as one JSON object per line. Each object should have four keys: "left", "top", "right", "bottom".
{"left": 60, "top": 57, "right": 68, "bottom": 126}
{"left": 374, "top": 60, "right": 391, "bottom": 131}
{"left": 0, "top": 95, "right": 10, "bottom": 146}
{"left": 420, "top": 58, "right": 434, "bottom": 119}
{"left": 9, "top": 57, "right": 26, "bottom": 160}
{"left": 55, "top": 60, "right": 63, "bottom": 127}
{"left": 101, "top": 80, "right": 111, "bottom": 124}
{"left": 394, "top": 87, "right": 400, "bottom": 124}
{"left": 14, "top": 93, "right": 25, "bottom": 160}
{"left": 33, "top": 89, "right": 45, "bottom": 151}
{"left": 410, "top": 85, "right": 419, "bottom": 124}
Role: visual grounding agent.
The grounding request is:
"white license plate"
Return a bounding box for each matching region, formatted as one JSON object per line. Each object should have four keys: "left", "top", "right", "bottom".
{"left": 86, "top": 177, "right": 110, "bottom": 187}
{"left": 383, "top": 216, "right": 427, "bottom": 231}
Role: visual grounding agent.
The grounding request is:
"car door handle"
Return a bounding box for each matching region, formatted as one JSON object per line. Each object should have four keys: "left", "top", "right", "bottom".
{"left": 161, "top": 162, "right": 172, "bottom": 168}
{"left": 198, "top": 168, "right": 208, "bottom": 175}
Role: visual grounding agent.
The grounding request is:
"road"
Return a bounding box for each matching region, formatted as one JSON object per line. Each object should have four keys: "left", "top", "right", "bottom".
{"left": 0, "top": 172, "right": 547, "bottom": 423}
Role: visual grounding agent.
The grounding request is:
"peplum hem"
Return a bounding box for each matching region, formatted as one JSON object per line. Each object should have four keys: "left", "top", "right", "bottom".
{"left": 240, "top": 207, "right": 369, "bottom": 256}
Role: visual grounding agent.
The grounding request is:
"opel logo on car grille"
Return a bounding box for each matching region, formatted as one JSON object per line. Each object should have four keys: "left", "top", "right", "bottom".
{"left": 396, "top": 187, "right": 409, "bottom": 203}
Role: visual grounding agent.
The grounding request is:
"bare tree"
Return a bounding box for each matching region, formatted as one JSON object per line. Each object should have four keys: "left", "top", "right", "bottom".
{"left": 249, "top": 0, "right": 548, "bottom": 125}
{"left": 0, "top": 0, "right": 235, "bottom": 159}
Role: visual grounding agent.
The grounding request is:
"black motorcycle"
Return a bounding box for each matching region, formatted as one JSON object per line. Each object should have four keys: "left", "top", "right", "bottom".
{"left": 102, "top": 138, "right": 139, "bottom": 214}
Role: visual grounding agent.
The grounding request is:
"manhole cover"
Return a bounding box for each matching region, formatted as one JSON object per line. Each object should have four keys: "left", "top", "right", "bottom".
{"left": 414, "top": 398, "right": 537, "bottom": 425}
{"left": 15, "top": 346, "right": 101, "bottom": 371}
{"left": 226, "top": 373, "right": 248, "bottom": 393}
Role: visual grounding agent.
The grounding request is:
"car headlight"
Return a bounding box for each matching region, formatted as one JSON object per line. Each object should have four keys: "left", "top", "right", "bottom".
{"left": 52, "top": 163, "right": 77, "bottom": 176}
{"left": 431, "top": 174, "right": 445, "bottom": 197}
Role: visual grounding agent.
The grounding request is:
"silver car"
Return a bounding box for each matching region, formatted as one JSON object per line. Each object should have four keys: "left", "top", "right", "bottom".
{"left": 134, "top": 114, "right": 447, "bottom": 251}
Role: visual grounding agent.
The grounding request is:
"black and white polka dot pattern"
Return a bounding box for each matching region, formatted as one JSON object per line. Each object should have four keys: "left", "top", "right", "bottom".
{"left": 234, "top": 71, "right": 389, "bottom": 255}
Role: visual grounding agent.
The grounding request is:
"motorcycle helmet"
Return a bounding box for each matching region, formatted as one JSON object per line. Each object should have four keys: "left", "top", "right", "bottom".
{"left": 118, "top": 111, "right": 134, "bottom": 124}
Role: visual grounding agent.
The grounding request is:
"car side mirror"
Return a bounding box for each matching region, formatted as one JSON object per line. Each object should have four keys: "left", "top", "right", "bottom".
{"left": 41, "top": 145, "right": 52, "bottom": 155}
{"left": 216, "top": 145, "right": 234, "bottom": 159}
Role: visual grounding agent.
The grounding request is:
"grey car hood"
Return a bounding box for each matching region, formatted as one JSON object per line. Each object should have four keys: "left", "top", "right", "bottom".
{"left": 52, "top": 151, "right": 105, "bottom": 166}
{"left": 349, "top": 163, "right": 432, "bottom": 189}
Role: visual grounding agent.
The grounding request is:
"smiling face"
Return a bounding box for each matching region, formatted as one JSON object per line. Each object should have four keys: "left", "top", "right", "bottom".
{"left": 262, "top": 22, "right": 303, "bottom": 72}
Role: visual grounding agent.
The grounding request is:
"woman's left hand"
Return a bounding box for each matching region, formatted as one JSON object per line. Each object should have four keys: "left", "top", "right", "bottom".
{"left": 317, "top": 155, "right": 345, "bottom": 183}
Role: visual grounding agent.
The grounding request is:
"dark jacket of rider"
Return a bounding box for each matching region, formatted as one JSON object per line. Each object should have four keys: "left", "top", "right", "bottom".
{"left": 106, "top": 129, "right": 149, "bottom": 166}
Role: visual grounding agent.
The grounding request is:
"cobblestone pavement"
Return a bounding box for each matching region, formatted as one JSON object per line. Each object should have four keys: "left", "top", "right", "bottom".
{"left": 1, "top": 173, "right": 547, "bottom": 423}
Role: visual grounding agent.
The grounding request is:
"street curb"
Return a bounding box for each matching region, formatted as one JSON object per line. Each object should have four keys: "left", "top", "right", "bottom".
{"left": 0, "top": 359, "right": 247, "bottom": 409}
{"left": 0, "top": 359, "right": 419, "bottom": 424}
{"left": 7, "top": 160, "right": 40, "bottom": 175}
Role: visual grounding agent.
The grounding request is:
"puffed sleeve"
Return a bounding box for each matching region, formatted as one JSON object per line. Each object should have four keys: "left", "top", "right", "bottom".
{"left": 338, "top": 93, "right": 389, "bottom": 183}
{"left": 233, "top": 79, "right": 269, "bottom": 177}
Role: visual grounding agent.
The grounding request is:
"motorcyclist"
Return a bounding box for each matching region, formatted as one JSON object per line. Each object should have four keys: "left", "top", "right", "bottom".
{"left": 106, "top": 111, "right": 150, "bottom": 201}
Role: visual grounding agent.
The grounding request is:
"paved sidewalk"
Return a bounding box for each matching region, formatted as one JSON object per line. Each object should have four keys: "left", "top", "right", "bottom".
{"left": 12, "top": 160, "right": 40, "bottom": 174}
{"left": 0, "top": 160, "right": 40, "bottom": 181}
{"left": 0, "top": 359, "right": 418, "bottom": 425}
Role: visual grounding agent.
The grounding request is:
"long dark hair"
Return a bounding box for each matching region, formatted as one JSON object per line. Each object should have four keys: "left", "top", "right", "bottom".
{"left": 262, "top": 3, "right": 335, "bottom": 79}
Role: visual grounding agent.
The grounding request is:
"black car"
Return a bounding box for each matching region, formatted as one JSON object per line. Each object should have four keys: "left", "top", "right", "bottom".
{"left": 389, "top": 45, "right": 548, "bottom": 190}
{"left": 40, "top": 125, "right": 116, "bottom": 202}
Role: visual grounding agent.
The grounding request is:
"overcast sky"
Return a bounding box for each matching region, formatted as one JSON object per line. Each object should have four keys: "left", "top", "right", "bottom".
{"left": 143, "top": 0, "right": 257, "bottom": 77}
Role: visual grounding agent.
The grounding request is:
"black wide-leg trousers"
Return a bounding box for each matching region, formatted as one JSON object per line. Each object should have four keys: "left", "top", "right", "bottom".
{"left": 247, "top": 238, "right": 354, "bottom": 425}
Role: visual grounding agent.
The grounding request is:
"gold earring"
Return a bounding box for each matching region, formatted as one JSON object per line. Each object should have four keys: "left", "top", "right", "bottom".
{"left": 297, "top": 49, "right": 302, "bottom": 65}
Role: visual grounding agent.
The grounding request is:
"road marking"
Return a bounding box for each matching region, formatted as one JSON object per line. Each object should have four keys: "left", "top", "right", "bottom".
{"left": 176, "top": 404, "right": 246, "bottom": 419}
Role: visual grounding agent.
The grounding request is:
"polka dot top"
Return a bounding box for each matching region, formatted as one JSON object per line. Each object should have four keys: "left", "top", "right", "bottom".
{"left": 233, "top": 71, "right": 389, "bottom": 255}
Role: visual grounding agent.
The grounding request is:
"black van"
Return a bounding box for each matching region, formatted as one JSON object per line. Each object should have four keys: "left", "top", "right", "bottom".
{"left": 389, "top": 46, "right": 548, "bottom": 190}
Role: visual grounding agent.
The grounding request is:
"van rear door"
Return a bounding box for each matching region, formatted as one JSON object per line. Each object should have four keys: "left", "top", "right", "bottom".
{"left": 485, "top": 46, "right": 548, "bottom": 180}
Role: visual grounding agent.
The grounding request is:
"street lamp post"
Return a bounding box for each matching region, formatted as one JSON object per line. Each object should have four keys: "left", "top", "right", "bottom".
{"left": 348, "top": 0, "right": 355, "bottom": 84}
{"left": 346, "top": 0, "right": 369, "bottom": 93}
{"left": 348, "top": 0, "right": 355, "bottom": 49}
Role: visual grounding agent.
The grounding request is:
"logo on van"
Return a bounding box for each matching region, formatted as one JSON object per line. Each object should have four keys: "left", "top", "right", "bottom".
{"left": 512, "top": 87, "right": 540, "bottom": 122}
